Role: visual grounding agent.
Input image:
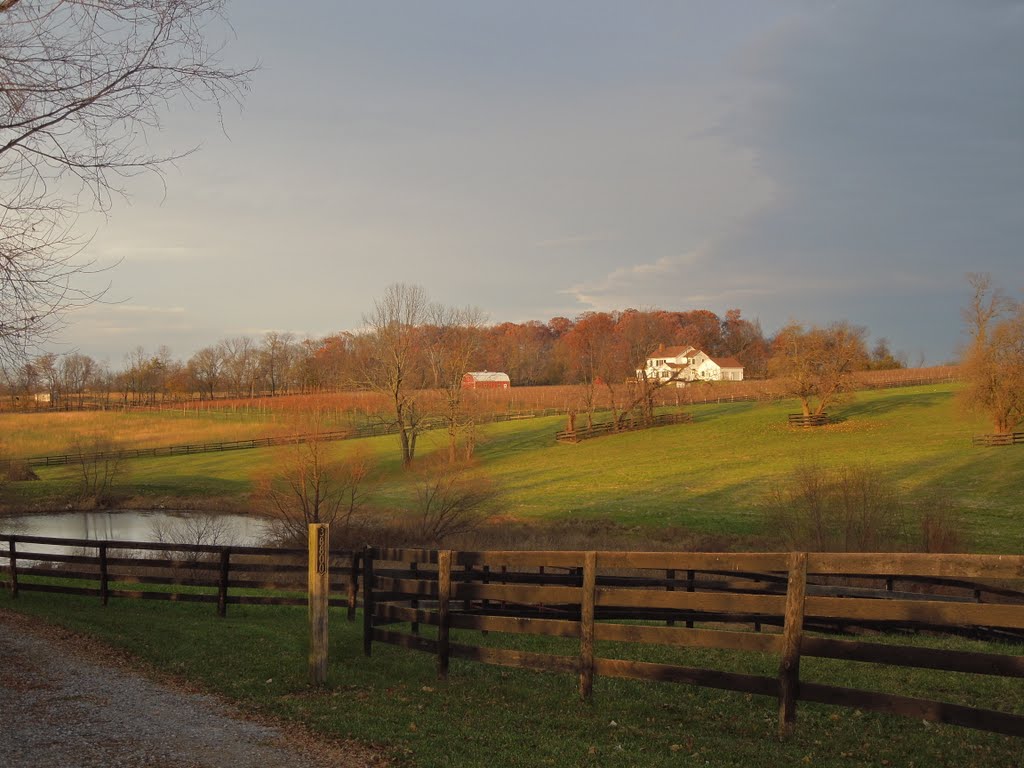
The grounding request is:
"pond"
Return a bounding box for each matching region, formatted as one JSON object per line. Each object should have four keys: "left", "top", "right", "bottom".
{"left": 0, "top": 509, "right": 278, "bottom": 555}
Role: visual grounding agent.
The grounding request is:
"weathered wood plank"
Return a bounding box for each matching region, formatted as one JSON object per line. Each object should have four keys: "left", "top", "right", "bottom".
{"left": 799, "top": 682, "right": 1024, "bottom": 737}
{"left": 596, "top": 587, "right": 785, "bottom": 615}
{"left": 594, "top": 623, "right": 782, "bottom": 654}
{"left": 454, "top": 551, "right": 586, "bottom": 568}
{"left": 452, "top": 613, "right": 581, "bottom": 638}
{"left": 593, "top": 658, "right": 778, "bottom": 696}
{"left": 453, "top": 583, "right": 582, "bottom": 605}
{"left": 805, "top": 553, "right": 1024, "bottom": 580}
{"left": 374, "top": 575, "right": 440, "bottom": 598}
{"left": 449, "top": 643, "right": 578, "bottom": 674}
{"left": 438, "top": 550, "right": 452, "bottom": 680}
{"left": 597, "top": 552, "right": 790, "bottom": 572}
{"left": 579, "top": 551, "right": 597, "bottom": 700}
{"left": 801, "top": 636, "right": 1024, "bottom": 677}
{"left": 804, "top": 595, "right": 1024, "bottom": 629}
{"left": 778, "top": 552, "right": 808, "bottom": 739}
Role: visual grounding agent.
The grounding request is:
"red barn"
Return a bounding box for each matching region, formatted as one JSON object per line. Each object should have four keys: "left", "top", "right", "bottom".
{"left": 461, "top": 371, "right": 511, "bottom": 390}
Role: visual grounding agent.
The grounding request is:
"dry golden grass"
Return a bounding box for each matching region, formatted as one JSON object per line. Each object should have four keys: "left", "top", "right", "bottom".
{"left": 0, "top": 367, "right": 960, "bottom": 460}
{"left": 0, "top": 409, "right": 296, "bottom": 458}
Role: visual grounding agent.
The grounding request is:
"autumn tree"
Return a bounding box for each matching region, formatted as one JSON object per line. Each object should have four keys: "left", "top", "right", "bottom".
{"left": 769, "top": 321, "right": 868, "bottom": 417}
{"left": 0, "top": 1, "right": 252, "bottom": 366}
{"left": 961, "top": 274, "right": 1024, "bottom": 435}
{"left": 721, "top": 309, "right": 769, "bottom": 377}
{"left": 615, "top": 309, "right": 681, "bottom": 423}
{"left": 356, "top": 283, "right": 430, "bottom": 468}
{"left": 560, "top": 312, "right": 620, "bottom": 428}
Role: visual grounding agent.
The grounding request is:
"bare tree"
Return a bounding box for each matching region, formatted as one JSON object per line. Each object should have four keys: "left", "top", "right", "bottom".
{"left": 409, "top": 464, "right": 498, "bottom": 545}
{"left": 961, "top": 275, "right": 1024, "bottom": 435}
{"left": 187, "top": 344, "right": 224, "bottom": 400}
{"left": 356, "top": 283, "right": 429, "bottom": 467}
{"left": 0, "top": 1, "right": 253, "bottom": 365}
{"left": 71, "top": 434, "right": 124, "bottom": 506}
{"left": 425, "top": 304, "right": 487, "bottom": 462}
{"left": 220, "top": 335, "right": 259, "bottom": 397}
{"left": 257, "top": 412, "right": 376, "bottom": 540}
{"left": 260, "top": 331, "right": 296, "bottom": 396}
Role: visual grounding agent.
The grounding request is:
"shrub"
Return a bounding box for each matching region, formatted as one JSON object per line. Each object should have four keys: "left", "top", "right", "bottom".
{"left": 764, "top": 462, "right": 906, "bottom": 552}
{"left": 764, "top": 462, "right": 968, "bottom": 553}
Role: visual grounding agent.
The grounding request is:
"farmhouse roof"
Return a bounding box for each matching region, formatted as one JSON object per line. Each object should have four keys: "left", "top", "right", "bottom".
{"left": 464, "top": 371, "right": 511, "bottom": 382}
{"left": 653, "top": 345, "right": 695, "bottom": 359}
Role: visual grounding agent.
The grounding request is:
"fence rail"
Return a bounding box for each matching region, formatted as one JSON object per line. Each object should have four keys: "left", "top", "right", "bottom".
{"left": 972, "top": 432, "right": 1024, "bottom": 447}
{"left": 365, "top": 547, "right": 1024, "bottom": 738}
{"left": 0, "top": 534, "right": 360, "bottom": 617}
{"left": 787, "top": 413, "right": 830, "bottom": 427}
{"left": 4, "top": 535, "right": 1024, "bottom": 739}
{"left": 555, "top": 412, "right": 693, "bottom": 443}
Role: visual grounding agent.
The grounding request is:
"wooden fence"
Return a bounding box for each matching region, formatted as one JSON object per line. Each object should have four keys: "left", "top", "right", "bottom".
{"left": 972, "top": 432, "right": 1024, "bottom": 447}
{"left": 0, "top": 534, "right": 360, "bottom": 617}
{"left": 555, "top": 412, "right": 693, "bottom": 443}
{"left": 365, "top": 548, "right": 1024, "bottom": 738}
{"left": 787, "top": 413, "right": 830, "bottom": 427}
{"left": 4, "top": 536, "right": 1024, "bottom": 738}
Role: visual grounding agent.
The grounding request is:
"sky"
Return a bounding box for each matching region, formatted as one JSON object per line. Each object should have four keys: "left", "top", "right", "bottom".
{"left": 60, "top": 1, "right": 1024, "bottom": 366}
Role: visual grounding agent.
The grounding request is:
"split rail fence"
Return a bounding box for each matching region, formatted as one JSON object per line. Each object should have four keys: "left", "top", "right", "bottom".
{"left": 555, "top": 412, "right": 693, "bottom": 443}
{"left": 972, "top": 432, "right": 1024, "bottom": 447}
{"left": 0, "top": 534, "right": 359, "bottom": 617}
{"left": 4, "top": 535, "right": 1024, "bottom": 738}
{"left": 364, "top": 548, "right": 1024, "bottom": 738}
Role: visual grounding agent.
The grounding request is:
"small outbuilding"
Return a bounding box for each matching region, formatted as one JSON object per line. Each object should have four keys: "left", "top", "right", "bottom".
{"left": 461, "top": 371, "right": 511, "bottom": 390}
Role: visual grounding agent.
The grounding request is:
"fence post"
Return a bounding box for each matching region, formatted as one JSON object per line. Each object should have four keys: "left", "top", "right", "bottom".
{"left": 308, "top": 524, "right": 330, "bottom": 686}
{"left": 7, "top": 538, "right": 17, "bottom": 599}
{"left": 686, "top": 569, "right": 695, "bottom": 628}
{"left": 778, "top": 552, "right": 808, "bottom": 739}
{"left": 666, "top": 568, "right": 675, "bottom": 626}
{"left": 410, "top": 560, "right": 420, "bottom": 635}
{"left": 437, "top": 550, "right": 452, "bottom": 680}
{"left": 579, "top": 551, "right": 597, "bottom": 701}
{"left": 362, "top": 545, "right": 374, "bottom": 657}
{"left": 217, "top": 548, "right": 231, "bottom": 617}
{"left": 347, "top": 550, "right": 359, "bottom": 622}
{"left": 99, "top": 543, "right": 109, "bottom": 606}
{"left": 481, "top": 565, "right": 490, "bottom": 636}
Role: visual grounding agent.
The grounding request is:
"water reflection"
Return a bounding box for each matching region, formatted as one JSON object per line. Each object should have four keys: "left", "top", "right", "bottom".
{"left": 0, "top": 510, "right": 276, "bottom": 554}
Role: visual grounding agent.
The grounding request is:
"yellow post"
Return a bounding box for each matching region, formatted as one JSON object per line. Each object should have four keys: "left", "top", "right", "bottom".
{"left": 308, "top": 523, "right": 330, "bottom": 686}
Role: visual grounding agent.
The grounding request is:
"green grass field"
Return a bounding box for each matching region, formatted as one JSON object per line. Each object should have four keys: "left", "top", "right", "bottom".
{"left": 4, "top": 384, "right": 1023, "bottom": 552}
{"left": 3, "top": 591, "right": 1022, "bottom": 768}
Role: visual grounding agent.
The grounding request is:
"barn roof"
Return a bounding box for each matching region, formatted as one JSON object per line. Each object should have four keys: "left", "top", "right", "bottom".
{"left": 464, "top": 371, "right": 511, "bottom": 382}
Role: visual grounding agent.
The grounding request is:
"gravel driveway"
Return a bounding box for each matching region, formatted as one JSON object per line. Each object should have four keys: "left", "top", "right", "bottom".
{"left": 0, "top": 610, "right": 387, "bottom": 768}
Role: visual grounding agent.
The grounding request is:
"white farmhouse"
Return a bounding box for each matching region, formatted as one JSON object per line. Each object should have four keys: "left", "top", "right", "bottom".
{"left": 639, "top": 345, "right": 744, "bottom": 385}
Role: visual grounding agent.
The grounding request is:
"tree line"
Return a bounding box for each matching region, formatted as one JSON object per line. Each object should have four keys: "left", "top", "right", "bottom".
{"left": 0, "top": 294, "right": 906, "bottom": 412}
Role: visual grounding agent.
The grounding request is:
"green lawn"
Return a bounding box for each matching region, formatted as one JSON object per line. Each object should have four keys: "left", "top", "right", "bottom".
{"left": 4, "top": 591, "right": 1022, "bottom": 768}
{"left": 5, "top": 384, "right": 1023, "bottom": 552}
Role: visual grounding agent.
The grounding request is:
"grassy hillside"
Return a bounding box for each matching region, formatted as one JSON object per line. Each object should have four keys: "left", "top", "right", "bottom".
{"left": 5, "top": 384, "right": 1023, "bottom": 552}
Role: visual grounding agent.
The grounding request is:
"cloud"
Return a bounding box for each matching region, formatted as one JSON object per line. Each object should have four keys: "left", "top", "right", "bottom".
{"left": 560, "top": 249, "right": 706, "bottom": 309}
